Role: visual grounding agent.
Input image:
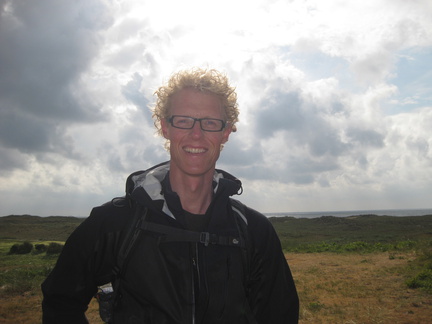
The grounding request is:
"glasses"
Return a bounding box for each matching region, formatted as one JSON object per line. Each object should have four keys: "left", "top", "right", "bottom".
{"left": 167, "top": 115, "right": 226, "bottom": 132}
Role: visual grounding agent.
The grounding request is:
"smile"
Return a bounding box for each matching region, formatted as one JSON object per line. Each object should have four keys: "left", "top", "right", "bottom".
{"left": 184, "top": 147, "right": 207, "bottom": 154}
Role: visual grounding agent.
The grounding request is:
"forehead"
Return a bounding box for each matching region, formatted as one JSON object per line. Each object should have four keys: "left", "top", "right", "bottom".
{"left": 170, "top": 88, "right": 224, "bottom": 117}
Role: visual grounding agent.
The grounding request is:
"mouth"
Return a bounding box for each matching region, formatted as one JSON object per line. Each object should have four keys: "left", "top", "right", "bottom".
{"left": 184, "top": 147, "right": 207, "bottom": 154}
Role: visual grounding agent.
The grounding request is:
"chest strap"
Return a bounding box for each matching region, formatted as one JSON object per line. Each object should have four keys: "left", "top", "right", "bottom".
{"left": 140, "top": 221, "right": 245, "bottom": 248}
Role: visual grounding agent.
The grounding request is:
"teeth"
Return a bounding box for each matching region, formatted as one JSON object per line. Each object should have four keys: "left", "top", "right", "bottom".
{"left": 185, "top": 147, "right": 206, "bottom": 154}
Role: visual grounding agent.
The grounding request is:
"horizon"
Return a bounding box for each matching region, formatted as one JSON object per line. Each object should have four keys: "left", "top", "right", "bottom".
{"left": 3, "top": 206, "right": 432, "bottom": 219}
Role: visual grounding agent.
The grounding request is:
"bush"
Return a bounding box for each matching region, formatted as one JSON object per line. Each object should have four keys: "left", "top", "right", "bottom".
{"left": 46, "top": 242, "right": 64, "bottom": 255}
{"left": 406, "top": 241, "right": 432, "bottom": 293}
{"left": 344, "top": 241, "right": 369, "bottom": 252}
{"left": 8, "top": 241, "right": 33, "bottom": 255}
{"left": 34, "top": 243, "right": 47, "bottom": 254}
{"left": 406, "top": 269, "right": 432, "bottom": 291}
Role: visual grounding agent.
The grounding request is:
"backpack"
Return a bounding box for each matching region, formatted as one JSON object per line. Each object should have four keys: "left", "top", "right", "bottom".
{"left": 95, "top": 198, "right": 251, "bottom": 323}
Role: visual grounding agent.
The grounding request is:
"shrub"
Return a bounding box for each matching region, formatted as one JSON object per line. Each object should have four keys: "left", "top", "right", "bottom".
{"left": 34, "top": 243, "right": 47, "bottom": 254}
{"left": 46, "top": 242, "right": 64, "bottom": 255}
{"left": 8, "top": 241, "right": 33, "bottom": 255}
{"left": 406, "top": 269, "right": 432, "bottom": 292}
{"left": 343, "top": 241, "right": 369, "bottom": 252}
{"left": 395, "top": 240, "right": 416, "bottom": 250}
{"left": 406, "top": 241, "right": 432, "bottom": 293}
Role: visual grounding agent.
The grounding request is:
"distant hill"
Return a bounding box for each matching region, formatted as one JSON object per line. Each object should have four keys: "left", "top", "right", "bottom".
{"left": 1, "top": 214, "right": 432, "bottom": 244}
{"left": 270, "top": 214, "right": 432, "bottom": 246}
{"left": 0, "top": 215, "right": 85, "bottom": 241}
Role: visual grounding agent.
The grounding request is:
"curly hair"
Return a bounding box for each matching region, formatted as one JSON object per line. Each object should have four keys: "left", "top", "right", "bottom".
{"left": 152, "top": 68, "right": 239, "bottom": 139}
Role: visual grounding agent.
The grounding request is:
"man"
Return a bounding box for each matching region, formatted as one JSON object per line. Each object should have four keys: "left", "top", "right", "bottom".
{"left": 42, "top": 68, "right": 299, "bottom": 323}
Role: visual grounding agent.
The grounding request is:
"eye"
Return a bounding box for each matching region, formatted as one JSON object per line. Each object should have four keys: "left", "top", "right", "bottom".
{"left": 176, "top": 117, "right": 189, "bottom": 125}
{"left": 172, "top": 116, "right": 194, "bottom": 128}
{"left": 203, "top": 119, "right": 218, "bottom": 127}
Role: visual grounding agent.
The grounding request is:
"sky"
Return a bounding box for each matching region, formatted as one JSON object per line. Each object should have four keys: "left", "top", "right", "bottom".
{"left": 0, "top": 0, "right": 431, "bottom": 216}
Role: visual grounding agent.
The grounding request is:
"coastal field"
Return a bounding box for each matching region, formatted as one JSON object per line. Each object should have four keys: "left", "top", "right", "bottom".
{"left": 1, "top": 214, "right": 431, "bottom": 323}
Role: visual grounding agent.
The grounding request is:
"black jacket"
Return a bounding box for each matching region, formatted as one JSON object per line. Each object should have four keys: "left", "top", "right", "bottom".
{"left": 42, "top": 162, "right": 299, "bottom": 323}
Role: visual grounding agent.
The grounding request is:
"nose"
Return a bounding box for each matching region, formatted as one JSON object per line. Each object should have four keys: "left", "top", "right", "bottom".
{"left": 190, "top": 120, "right": 204, "bottom": 137}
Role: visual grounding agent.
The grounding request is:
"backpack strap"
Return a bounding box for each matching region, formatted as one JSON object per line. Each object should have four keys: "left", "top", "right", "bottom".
{"left": 137, "top": 199, "right": 250, "bottom": 248}
{"left": 114, "top": 199, "right": 246, "bottom": 275}
{"left": 114, "top": 199, "right": 249, "bottom": 275}
{"left": 113, "top": 203, "right": 148, "bottom": 278}
{"left": 140, "top": 221, "right": 245, "bottom": 248}
{"left": 96, "top": 202, "right": 148, "bottom": 323}
{"left": 229, "top": 198, "right": 258, "bottom": 323}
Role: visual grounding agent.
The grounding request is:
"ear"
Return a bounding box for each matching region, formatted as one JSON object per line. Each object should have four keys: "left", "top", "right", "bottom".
{"left": 221, "top": 124, "right": 232, "bottom": 144}
{"left": 161, "top": 118, "right": 170, "bottom": 139}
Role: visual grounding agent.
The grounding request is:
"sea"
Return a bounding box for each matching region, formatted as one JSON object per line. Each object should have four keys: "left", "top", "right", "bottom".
{"left": 264, "top": 208, "right": 432, "bottom": 219}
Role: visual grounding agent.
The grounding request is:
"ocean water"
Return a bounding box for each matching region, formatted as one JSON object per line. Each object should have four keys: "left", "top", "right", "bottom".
{"left": 265, "top": 208, "right": 432, "bottom": 219}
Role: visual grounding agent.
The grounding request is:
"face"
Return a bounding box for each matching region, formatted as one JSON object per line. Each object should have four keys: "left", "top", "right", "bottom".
{"left": 161, "top": 88, "right": 232, "bottom": 179}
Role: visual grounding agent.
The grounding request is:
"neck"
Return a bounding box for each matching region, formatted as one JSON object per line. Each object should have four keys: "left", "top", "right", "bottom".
{"left": 169, "top": 170, "right": 214, "bottom": 214}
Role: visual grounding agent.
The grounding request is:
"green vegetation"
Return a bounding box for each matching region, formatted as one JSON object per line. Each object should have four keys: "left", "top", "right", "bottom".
{"left": 280, "top": 239, "right": 418, "bottom": 253}
{"left": 405, "top": 241, "right": 432, "bottom": 293}
{"left": 46, "top": 242, "right": 64, "bottom": 255}
{"left": 0, "top": 240, "right": 60, "bottom": 297}
{"left": 406, "top": 270, "right": 432, "bottom": 291}
{"left": 268, "top": 214, "right": 432, "bottom": 293}
{"left": 0, "top": 214, "right": 85, "bottom": 241}
{"left": 269, "top": 214, "right": 432, "bottom": 252}
{"left": 0, "top": 213, "right": 431, "bottom": 323}
{"left": 8, "top": 241, "right": 34, "bottom": 254}
{"left": 0, "top": 215, "right": 75, "bottom": 298}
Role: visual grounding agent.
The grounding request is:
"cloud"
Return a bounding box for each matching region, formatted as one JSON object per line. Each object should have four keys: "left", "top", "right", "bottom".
{"left": 0, "top": 0, "right": 431, "bottom": 216}
{"left": 0, "top": 147, "right": 28, "bottom": 175}
{"left": 0, "top": 0, "right": 112, "bottom": 170}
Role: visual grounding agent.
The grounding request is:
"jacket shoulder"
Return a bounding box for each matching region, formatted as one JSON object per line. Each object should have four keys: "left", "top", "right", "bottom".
{"left": 232, "top": 201, "right": 280, "bottom": 249}
{"left": 232, "top": 201, "right": 272, "bottom": 228}
{"left": 74, "top": 198, "right": 136, "bottom": 239}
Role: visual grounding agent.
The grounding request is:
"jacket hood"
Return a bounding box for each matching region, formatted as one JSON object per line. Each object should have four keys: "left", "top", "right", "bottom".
{"left": 125, "top": 161, "right": 243, "bottom": 219}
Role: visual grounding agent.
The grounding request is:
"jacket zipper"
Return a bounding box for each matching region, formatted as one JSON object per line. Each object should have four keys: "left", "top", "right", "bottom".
{"left": 191, "top": 255, "right": 196, "bottom": 324}
{"left": 191, "top": 243, "right": 200, "bottom": 324}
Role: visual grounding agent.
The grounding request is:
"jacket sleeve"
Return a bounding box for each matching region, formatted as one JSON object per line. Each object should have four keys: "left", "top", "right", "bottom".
{"left": 41, "top": 204, "right": 126, "bottom": 324}
{"left": 245, "top": 208, "right": 299, "bottom": 324}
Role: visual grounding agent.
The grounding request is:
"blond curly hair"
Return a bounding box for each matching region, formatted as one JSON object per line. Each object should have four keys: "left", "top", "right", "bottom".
{"left": 152, "top": 68, "right": 239, "bottom": 139}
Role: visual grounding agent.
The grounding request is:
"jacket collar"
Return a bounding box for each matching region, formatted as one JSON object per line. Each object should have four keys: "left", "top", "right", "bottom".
{"left": 126, "top": 161, "right": 242, "bottom": 220}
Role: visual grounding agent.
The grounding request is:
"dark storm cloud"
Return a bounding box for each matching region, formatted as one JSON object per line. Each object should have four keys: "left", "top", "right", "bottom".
{"left": 0, "top": 0, "right": 113, "bottom": 170}
{"left": 0, "top": 110, "right": 51, "bottom": 151}
{"left": 306, "top": 120, "right": 350, "bottom": 157}
{"left": 219, "top": 135, "right": 264, "bottom": 167}
{"left": 230, "top": 88, "right": 353, "bottom": 184}
{"left": 254, "top": 91, "right": 304, "bottom": 137}
{"left": 254, "top": 89, "right": 350, "bottom": 156}
{"left": 0, "top": 147, "right": 28, "bottom": 175}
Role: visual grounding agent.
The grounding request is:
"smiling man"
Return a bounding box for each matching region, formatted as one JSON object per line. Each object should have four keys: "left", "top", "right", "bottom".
{"left": 42, "top": 68, "right": 299, "bottom": 323}
{"left": 161, "top": 88, "right": 232, "bottom": 214}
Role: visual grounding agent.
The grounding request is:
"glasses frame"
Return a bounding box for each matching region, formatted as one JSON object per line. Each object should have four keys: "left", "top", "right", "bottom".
{"left": 167, "top": 115, "right": 227, "bottom": 132}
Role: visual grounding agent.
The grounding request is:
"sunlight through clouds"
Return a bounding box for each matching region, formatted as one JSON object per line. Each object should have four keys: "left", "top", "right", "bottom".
{"left": 0, "top": 0, "right": 431, "bottom": 215}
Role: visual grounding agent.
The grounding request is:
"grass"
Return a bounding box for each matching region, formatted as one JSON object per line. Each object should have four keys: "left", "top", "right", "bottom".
{"left": 0, "top": 214, "right": 432, "bottom": 323}
{"left": 289, "top": 251, "right": 432, "bottom": 323}
{"left": 0, "top": 240, "right": 57, "bottom": 323}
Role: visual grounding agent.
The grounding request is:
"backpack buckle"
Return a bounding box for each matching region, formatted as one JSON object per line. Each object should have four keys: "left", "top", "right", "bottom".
{"left": 200, "top": 232, "right": 210, "bottom": 246}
